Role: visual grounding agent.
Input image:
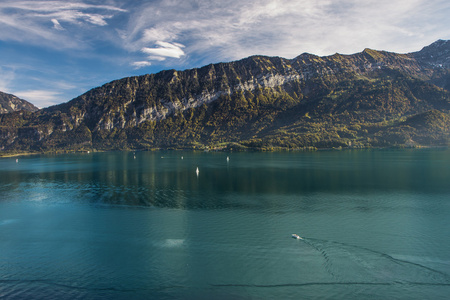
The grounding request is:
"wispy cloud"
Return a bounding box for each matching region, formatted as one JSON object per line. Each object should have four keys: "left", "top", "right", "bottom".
{"left": 51, "top": 19, "right": 64, "bottom": 30}
{"left": 14, "top": 90, "right": 63, "bottom": 108}
{"left": 142, "top": 28, "right": 177, "bottom": 44}
{"left": 142, "top": 41, "right": 185, "bottom": 60}
{"left": 3, "top": 0, "right": 449, "bottom": 66}
{"left": 0, "top": 0, "right": 126, "bottom": 48}
{"left": 0, "top": 1, "right": 126, "bottom": 13}
{"left": 125, "top": 0, "right": 450, "bottom": 65}
{"left": 0, "top": 66, "right": 16, "bottom": 93}
{"left": 131, "top": 61, "right": 152, "bottom": 69}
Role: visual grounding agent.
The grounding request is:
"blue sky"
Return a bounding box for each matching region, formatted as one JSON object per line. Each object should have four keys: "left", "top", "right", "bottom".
{"left": 0, "top": 0, "right": 449, "bottom": 108}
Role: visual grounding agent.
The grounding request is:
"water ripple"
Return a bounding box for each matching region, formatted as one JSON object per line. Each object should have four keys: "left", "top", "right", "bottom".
{"left": 301, "top": 238, "right": 450, "bottom": 285}
{"left": 211, "top": 281, "right": 450, "bottom": 288}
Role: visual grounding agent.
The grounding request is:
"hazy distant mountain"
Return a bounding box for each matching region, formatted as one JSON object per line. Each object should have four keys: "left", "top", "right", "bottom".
{"left": 0, "top": 91, "right": 38, "bottom": 114}
{"left": 1, "top": 40, "right": 450, "bottom": 154}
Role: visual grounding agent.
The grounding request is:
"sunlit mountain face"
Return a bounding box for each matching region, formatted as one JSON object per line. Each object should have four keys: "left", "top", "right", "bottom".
{"left": 1, "top": 40, "right": 450, "bottom": 154}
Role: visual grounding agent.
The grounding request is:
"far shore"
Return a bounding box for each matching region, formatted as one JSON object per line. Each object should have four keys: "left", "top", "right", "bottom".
{"left": 1, "top": 144, "right": 448, "bottom": 159}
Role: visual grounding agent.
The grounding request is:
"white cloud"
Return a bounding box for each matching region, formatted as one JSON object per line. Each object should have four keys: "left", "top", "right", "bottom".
{"left": 147, "top": 56, "right": 167, "bottom": 62}
{"left": 14, "top": 90, "right": 62, "bottom": 108}
{"left": 125, "top": 0, "right": 450, "bottom": 64}
{"left": 142, "top": 41, "right": 185, "bottom": 61}
{"left": 131, "top": 61, "right": 152, "bottom": 69}
{"left": 45, "top": 10, "right": 114, "bottom": 26}
{"left": 0, "top": 1, "right": 126, "bottom": 13}
{"left": 51, "top": 19, "right": 64, "bottom": 30}
{"left": 0, "top": 1, "right": 126, "bottom": 48}
{"left": 142, "top": 28, "right": 176, "bottom": 43}
{"left": 4, "top": 0, "right": 449, "bottom": 69}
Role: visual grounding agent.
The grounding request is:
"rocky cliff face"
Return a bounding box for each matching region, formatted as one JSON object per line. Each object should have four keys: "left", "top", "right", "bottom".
{"left": 0, "top": 92, "right": 39, "bottom": 114}
{"left": 1, "top": 40, "right": 450, "bottom": 153}
{"left": 48, "top": 48, "right": 433, "bottom": 129}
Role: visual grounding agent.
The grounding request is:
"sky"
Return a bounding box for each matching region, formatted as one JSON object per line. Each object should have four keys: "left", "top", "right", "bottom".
{"left": 0, "top": 0, "right": 449, "bottom": 108}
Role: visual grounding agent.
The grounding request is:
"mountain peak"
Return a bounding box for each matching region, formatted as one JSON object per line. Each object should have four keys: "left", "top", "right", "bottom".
{"left": 413, "top": 39, "right": 450, "bottom": 67}
{"left": 362, "top": 48, "right": 386, "bottom": 59}
{"left": 417, "top": 39, "right": 450, "bottom": 55}
{"left": 0, "top": 91, "right": 39, "bottom": 114}
{"left": 423, "top": 39, "right": 450, "bottom": 49}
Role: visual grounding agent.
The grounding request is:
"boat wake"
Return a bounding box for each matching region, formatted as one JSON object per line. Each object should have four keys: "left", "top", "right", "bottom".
{"left": 211, "top": 238, "right": 450, "bottom": 298}
{"left": 211, "top": 281, "right": 450, "bottom": 288}
{"left": 302, "top": 238, "right": 450, "bottom": 285}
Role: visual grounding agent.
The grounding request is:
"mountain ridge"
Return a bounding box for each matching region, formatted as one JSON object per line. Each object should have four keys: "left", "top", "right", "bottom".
{"left": 0, "top": 91, "right": 39, "bottom": 114}
{"left": 1, "top": 40, "right": 450, "bottom": 154}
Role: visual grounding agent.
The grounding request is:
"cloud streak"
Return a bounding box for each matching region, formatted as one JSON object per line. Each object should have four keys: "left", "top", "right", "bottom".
{"left": 51, "top": 19, "right": 64, "bottom": 30}
{"left": 142, "top": 42, "right": 185, "bottom": 60}
{"left": 126, "top": 0, "right": 450, "bottom": 65}
{"left": 3, "top": 0, "right": 449, "bottom": 64}
{"left": 131, "top": 61, "right": 152, "bottom": 69}
{"left": 0, "top": 1, "right": 126, "bottom": 48}
{"left": 14, "top": 90, "right": 63, "bottom": 108}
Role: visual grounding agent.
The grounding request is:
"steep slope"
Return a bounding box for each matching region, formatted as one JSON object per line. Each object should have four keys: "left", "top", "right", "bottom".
{"left": 412, "top": 39, "right": 450, "bottom": 68}
{"left": 0, "top": 91, "right": 39, "bottom": 114}
{"left": 1, "top": 40, "right": 450, "bottom": 153}
{"left": 411, "top": 39, "right": 450, "bottom": 91}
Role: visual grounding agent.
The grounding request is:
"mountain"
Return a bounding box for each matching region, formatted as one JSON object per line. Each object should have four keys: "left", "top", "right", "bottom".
{"left": 1, "top": 40, "right": 450, "bottom": 154}
{"left": 0, "top": 91, "right": 39, "bottom": 114}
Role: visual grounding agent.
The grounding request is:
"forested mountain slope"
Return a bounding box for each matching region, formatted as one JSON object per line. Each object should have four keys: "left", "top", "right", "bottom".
{"left": 1, "top": 40, "right": 450, "bottom": 153}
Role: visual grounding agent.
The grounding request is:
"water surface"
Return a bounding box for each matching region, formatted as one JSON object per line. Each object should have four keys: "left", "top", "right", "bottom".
{"left": 1, "top": 149, "right": 450, "bottom": 299}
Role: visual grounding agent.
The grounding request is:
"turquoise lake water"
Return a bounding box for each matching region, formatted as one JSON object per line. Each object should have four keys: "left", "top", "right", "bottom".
{"left": 1, "top": 149, "right": 450, "bottom": 299}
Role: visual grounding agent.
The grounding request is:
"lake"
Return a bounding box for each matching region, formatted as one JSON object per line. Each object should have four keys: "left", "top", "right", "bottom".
{"left": 1, "top": 149, "right": 450, "bottom": 299}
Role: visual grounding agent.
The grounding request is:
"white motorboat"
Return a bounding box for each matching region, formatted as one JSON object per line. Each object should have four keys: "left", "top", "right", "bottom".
{"left": 292, "top": 234, "right": 303, "bottom": 240}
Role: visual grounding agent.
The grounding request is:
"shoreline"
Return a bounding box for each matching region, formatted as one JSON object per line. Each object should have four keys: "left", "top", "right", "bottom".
{"left": 1, "top": 145, "right": 448, "bottom": 159}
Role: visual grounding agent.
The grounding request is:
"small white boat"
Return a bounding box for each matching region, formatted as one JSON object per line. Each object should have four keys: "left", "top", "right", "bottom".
{"left": 292, "top": 234, "right": 303, "bottom": 240}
